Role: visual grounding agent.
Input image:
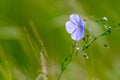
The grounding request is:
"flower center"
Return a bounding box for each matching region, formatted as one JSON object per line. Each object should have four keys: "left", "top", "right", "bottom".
{"left": 78, "top": 25, "right": 81, "bottom": 28}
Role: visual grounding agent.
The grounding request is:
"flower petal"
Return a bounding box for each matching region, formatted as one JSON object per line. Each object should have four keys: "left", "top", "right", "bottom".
{"left": 70, "top": 14, "right": 80, "bottom": 25}
{"left": 65, "top": 21, "right": 78, "bottom": 34}
{"left": 79, "top": 18, "right": 85, "bottom": 28}
{"left": 71, "top": 27, "right": 84, "bottom": 41}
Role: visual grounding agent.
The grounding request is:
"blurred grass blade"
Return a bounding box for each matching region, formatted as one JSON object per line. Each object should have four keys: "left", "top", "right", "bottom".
{"left": 0, "top": 46, "right": 12, "bottom": 80}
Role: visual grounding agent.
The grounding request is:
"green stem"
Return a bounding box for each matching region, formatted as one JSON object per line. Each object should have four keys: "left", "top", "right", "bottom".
{"left": 80, "top": 28, "right": 111, "bottom": 53}
{"left": 57, "top": 41, "right": 77, "bottom": 80}
{"left": 57, "top": 28, "right": 111, "bottom": 80}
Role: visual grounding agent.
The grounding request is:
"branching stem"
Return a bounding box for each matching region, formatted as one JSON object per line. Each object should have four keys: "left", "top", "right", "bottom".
{"left": 57, "top": 27, "right": 112, "bottom": 80}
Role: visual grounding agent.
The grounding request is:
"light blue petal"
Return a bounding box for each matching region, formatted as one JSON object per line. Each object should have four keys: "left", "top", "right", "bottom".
{"left": 65, "top": 21, "right": 78, "bottom": 34}
{"left": 70, "top": 14, "right": 79, "bottom": 25}
{"left": 71, "top": 28, "right": 84, "bottom": 41}
{"left": 79, "top": 18, "right": 85, "bottom": 28}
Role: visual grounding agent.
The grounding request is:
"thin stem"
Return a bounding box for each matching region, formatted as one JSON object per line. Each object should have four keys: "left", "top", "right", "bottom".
{"left": 57, "top": 41, "right": 77, "bottom": 80}
{"left": 79, "top": 28, "right": 111, "bottom": 53}
{"left": 57, "top": 55, "right": 72, "bottom": 80}
{"left": 72, "top": 41, "right": 77, "bottom": 53}
{"left": 57, "top": 28, "right": 111, "bottom": 80}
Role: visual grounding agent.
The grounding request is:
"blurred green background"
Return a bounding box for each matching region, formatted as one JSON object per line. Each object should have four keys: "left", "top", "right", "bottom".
{"left": 0, "top": 0, "right": 120, "bottom": 80}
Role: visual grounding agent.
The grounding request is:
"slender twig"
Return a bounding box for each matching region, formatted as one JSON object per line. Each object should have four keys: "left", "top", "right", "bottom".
{"left": 57, "top": 41, "right": 77, "bottom": 80}
{"left": 57, "top": 55, "right": 72, "bottom": 80}
{"left": 76, "top": 28, "right": 111, "bottom": 56}
{"left": 57, "top": 27, "right": 111, "bottom": 80}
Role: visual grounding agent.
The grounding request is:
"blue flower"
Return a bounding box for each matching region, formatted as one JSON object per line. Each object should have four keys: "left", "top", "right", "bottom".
{"left": 65, "top": 14, "right": 85, "bottom": 41}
